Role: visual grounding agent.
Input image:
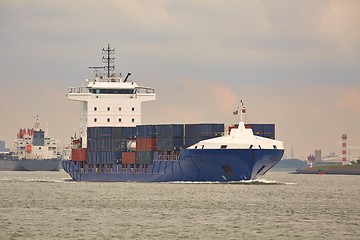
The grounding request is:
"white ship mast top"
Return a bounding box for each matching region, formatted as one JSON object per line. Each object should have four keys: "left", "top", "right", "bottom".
{"left": 33, "top": 115, "right": 40, "bottom": 131}
{"left": 233, "top": 100, "right": 247, "bottom": 124}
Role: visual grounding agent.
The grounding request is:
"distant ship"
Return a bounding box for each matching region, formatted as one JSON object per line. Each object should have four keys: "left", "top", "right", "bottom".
{"left": 62, "top": 45, "right": 285, "bottom": 182}
{"left": 294, "top": 163, "right": 360, "bottom": 175}
{"left": 0, "top": 116, "right": 62, "bottom": 171}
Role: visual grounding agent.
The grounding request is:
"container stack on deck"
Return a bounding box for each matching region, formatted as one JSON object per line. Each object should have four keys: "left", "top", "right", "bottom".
{"left": 245, "top": 124, "right": 275, "bottom": 139}
{"left": 83, "top": 123, "right": 273, "bottom": 165}
{"left": 136, "top": 125, "right": 157, "bottom": 164}
{"left": 156, "top": 124, "right": 184, "bottom": 151}
{"left": 87, "top": 127, "right": 136, "bottom": 164}
{"left": 228, "top": 124, "right": 275, "bottom": 140}
{"left": 185, "top": 124, "right": 225, "bottom": 148}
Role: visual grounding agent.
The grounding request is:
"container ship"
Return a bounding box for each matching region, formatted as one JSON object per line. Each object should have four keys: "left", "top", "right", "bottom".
{"left": 0, "top": 116, "right": 62, "bottom": 171}
{"left": 62, "top": 45, "right": 284, "bottom": 182}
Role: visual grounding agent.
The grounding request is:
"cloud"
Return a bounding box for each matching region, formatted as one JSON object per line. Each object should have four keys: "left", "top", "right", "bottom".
{"left": 333, "top": 87, "right": 360, "bottom": 115}
{"left": 142, "top": 77, "right": 238, "bottom": 124}
{"left": 321, "top": 0, "right": 360, "bottom": 53}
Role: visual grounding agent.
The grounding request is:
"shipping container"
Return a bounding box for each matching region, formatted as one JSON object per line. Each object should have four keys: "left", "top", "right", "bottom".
{"left": 184, "top": 137, "right": 203, "bottom": 148}
{"left": 157, "top": 124, "right": 183, "bottom": 138}
{"left": 136, "top": 151, "right": 154, "bottom": 164}
{"left": 71, "top": 148, "right": 87, "bottom": 161}
{"left": 111, "top": 127, "right": 123, "bottom": 139}
{"left": 157, "top": 137, "right": 183, "bottom": 151}
{"left": 122, "top": 127, "right": 136, "bottom": 139}
{"left": 122, "top": 152, "right": 136, "bottom": 164}
{"left": 99, "top": 127, "right": 112, "bottom": 138}
{"left": 115, "top": 151, "right": 123, "bottom": 159}
{"left": 136, "top": 137, "right": 157, "bottom": 151}
{"left": 263, "top": 124, "right": 275, "bottom": 133}
{"left": 88, "top": 126, "right": 136, "bottom": 140}
{"left": 244, "top": 124, "right": 275, "bottom": 139}
{"left": 114, "top": 139, "right": 127, "bottom": 151}
{"left": 185, "top": 123, "right": 224, "bottom": 137}
{"left": 87, "top": 151, "right": 96, "bottom": 163}
{"left": 184, "top": 123, "right": 224, "bottom": 148}
{"left": 136, "top": 125, "right": 157, "bottom": 138}
{"left": 88, "top": 127, "right": 97, "bottom": 139}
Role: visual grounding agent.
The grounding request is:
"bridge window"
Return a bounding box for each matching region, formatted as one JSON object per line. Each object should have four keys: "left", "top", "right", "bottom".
{"left": 132, "top": 118, "right": 135, "bottom": 122}
{"left": 107, "top": 118, "right": 110, "bottom": 122}
{"left": 132, "top": 107, "right": 135, "bottom": 111}
{"left": 107, "top": 107, "right": 110, "bottom": 111}
{"left": 91, "top": 89, "right": 135, "bottom": 94}
{"left": 220, "top": 145, "right": 227, "bottom": 149}
{"left": 119, "top": 107, "right": 122, "bottom": 111}
{"left": 94, "top": 107, "right": 97, "bottom": 111}
{"left": 273, "top": 145, "right": 277, "bottom": 149}
{"left": 118, "top": 118, "right": 122, "bottom": 122}
{"left": 94, "top": 118, "right": 97, "bottom": 122}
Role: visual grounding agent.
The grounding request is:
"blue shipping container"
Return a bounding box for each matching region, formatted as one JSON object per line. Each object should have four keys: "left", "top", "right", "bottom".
{"left": 136, "top": 125, "right": 157, "bottom": 138}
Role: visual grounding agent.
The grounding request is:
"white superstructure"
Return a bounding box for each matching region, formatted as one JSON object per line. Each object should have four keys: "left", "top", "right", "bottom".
{"left": 188, "top": 121, "right": 284, "bottom": 150}
{"left": 188, "top": 101, "right": 284, "bottom": 150}
{"left": 14, "top": 115, "right": 62, "bottom": 160}
{"left": 67, "top": 45, "right": 156, "bottom": 148}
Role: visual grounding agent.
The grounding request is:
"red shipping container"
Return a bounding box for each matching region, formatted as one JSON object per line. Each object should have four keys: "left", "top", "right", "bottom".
{"left": 71, "top": 148, "right": 87, "bottom": 161}
{"left": 136, "top": 138, "right": 157, "bottom": 151}
{"left": 122, "top": 152, "right": 136, "bottom": 164}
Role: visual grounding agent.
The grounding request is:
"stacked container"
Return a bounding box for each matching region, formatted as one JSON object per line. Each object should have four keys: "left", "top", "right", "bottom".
{"left": 245, "top": 124, "right": 275, "bottom": 139}
{"left": 135, "top": 125, "right": 158, "bottom": 164}
{"left": 87, "top": 127, "right": 136, "bottom": 164}
{"left": 185, "top": 123, "right": 224, "bottom": 148}
{"left": 156, "top": 124, "right": 184, "bottom": 151}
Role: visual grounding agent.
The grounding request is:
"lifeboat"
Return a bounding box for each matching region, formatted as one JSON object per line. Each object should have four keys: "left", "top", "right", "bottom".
{"left": 26, "top": 144, "right": 32, "bottom": 153}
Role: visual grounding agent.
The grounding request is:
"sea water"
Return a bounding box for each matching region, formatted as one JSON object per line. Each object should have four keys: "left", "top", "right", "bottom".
{"left": 0, "top": 170, "right": 359, "bottom": 240}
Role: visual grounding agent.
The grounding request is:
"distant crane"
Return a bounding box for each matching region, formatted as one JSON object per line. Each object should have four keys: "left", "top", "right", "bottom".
{"left": 348, "top": 144, "right": 360, "bottom": 163}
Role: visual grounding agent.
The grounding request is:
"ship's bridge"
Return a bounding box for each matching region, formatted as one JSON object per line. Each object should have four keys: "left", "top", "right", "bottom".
{"left": 67, "top": 76, "right": 156, "bottom": 149}
{"left": 67, "top": 44, "right": 156, "bottom": 148}
{"left": 68, "top": 81, "right": 155, "bottom": 95}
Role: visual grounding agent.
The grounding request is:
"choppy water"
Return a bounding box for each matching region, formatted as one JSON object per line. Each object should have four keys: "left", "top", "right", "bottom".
{"left": 1, "top": 170, "right": 360, "bottom": 240}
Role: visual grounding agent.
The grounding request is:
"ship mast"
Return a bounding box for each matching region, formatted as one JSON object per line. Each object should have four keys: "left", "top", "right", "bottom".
{"left": 102, "top": 44, "right": 115, "bottom": 78}
{"left": 233, "top": 100, "right": 247, "bottom": 123}
{"left": 240, "top": 100, "right": 246, "bottom": 123}
{"left": 33, "top": 115, "right": 40, "bottom": 131}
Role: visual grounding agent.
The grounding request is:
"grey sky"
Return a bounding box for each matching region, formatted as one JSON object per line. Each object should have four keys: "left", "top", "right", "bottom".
{"left": 0, "top": 0, "right": 359, "bottom": 159}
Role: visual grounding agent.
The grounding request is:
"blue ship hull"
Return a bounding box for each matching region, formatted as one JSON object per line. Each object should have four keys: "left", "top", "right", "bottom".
{"left": 62, "top": 149, "right": 284, "bottom": 182}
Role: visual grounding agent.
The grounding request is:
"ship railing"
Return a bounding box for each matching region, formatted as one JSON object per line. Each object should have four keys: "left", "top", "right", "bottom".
{"left": 68, "top": 87, "right": 90, "bottom": 94}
